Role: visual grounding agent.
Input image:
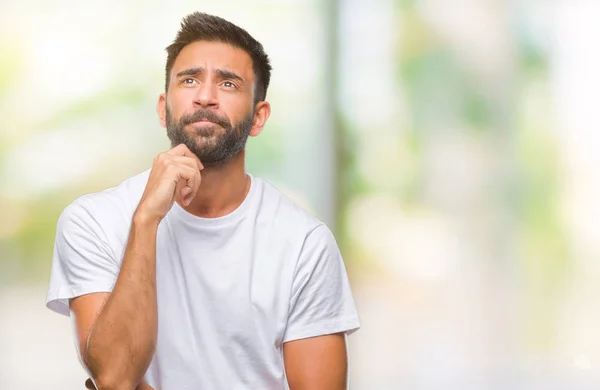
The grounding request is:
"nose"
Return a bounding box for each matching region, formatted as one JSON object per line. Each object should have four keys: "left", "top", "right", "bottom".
{"left": 194, "top": 79, "right": 219, "bottom": 108}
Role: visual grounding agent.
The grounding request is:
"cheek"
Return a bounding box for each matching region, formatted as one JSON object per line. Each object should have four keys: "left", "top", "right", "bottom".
{"left": 168, "top": 95, "right": 193, "bottom": 117}
{"left": 220, "top": 94, "right": 253, "bottom": 122}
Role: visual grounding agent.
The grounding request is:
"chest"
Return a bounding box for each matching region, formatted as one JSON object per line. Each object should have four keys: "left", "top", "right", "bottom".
{"left": 152, "top": 218, "right": 299, "bottom": 350}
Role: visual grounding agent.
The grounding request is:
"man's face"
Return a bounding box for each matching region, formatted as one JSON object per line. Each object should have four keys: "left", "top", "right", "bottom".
{"left": 161, "top": 41, "right": 257, "bottom": 167}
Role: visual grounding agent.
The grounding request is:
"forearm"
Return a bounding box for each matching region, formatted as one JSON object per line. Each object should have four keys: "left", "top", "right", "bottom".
{"left": 84, "top": 215, "right": 159, "bottom": 389}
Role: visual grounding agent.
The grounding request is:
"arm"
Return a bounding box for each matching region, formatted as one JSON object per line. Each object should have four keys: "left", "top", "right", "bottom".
{"left": 282, "top": 225, "right": 360, "bottom": 390}
{"left": 71, "top": 215, "right": 159, "bottom": 390}
{"left": 284, "top": 333, "right": 348, "bottom": 390}
{"left": 85, "top": 377, "right": 155, "bottom": 390}
{"left": 69, "top": 144, "right": 202, "bottom": 390}
{"left": 85, "top": 376, "right": 154, "bottom": 390}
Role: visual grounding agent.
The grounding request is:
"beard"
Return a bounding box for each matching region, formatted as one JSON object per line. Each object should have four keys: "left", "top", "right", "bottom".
{"left": 166, "top": 105, "right": 254, "bottom": 168}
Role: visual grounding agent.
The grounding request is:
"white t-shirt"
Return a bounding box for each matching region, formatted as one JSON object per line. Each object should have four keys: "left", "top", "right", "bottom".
{"left": 46, "top": 169, "right": 360, "bottom": 390}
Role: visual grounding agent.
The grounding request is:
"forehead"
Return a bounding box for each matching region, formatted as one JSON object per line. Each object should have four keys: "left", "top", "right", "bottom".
{"left": 171, "top": 41, "right": 254, "bottom": 81}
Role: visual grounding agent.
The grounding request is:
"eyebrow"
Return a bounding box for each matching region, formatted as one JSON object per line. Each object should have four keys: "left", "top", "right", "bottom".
{"left": 175, "top": 67, "right": 245, "bottom": 83}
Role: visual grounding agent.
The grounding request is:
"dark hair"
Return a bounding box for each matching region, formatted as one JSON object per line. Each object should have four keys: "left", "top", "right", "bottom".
{"left": 165, "top": 12, "right": 272, "bottom": 103}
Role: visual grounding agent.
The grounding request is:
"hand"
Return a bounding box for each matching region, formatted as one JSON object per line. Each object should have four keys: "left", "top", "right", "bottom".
{"left": 136, "top": 380, "right": 156, "bottom": 390}
{"left": 135, "top": 144, "right": 203, "bottom": 223}
{"left": 85, "top": 378, "right": 156, "bottom": 390}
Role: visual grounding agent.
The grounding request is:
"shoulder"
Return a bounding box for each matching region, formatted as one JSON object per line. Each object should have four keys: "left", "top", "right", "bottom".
{"left": 57, "top": 169, "right": 151, "bottom": 236}
{"left": 253, "top": 176, "right": 325, "bottom": 237}
{"left": 71, "top": 169, "right": 149, "bottom": 216}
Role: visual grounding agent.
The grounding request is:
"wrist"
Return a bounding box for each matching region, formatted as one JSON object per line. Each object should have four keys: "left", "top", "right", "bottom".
{"left": 132, "top": 209, "right": 161, "bottom": 228}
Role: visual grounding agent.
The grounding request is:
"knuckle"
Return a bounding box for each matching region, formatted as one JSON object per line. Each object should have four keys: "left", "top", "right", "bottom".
{"left": 185, "top": 166, "right": 195, "bottom": 179}
{"left": 164, "top": 162, "right": 178, "bottom": 176}
{"left": 155, "top": 152, "right": 168, "bottom": 164}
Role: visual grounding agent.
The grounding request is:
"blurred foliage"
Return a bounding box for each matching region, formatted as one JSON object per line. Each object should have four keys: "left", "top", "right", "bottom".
{"left": 514, "top": 28, "right": 569, "bottom": 296}
{"left": 0, "top": 43, "right": 20, "bottom": 95}
{"left": 0, "top": 3, "right": 568, "bottom": 300}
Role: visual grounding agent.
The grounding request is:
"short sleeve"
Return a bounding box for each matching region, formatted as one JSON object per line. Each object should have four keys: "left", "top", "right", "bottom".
{"left": 46, "top": 200, "right": 119, "bottom": 316}
{"left": 282, "top": 224, "right": 360, "bottom": 343}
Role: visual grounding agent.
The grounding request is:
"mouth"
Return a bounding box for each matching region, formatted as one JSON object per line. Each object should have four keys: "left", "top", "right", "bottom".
{"left": 191, "top": 119, "right": 215, "bottom": 125}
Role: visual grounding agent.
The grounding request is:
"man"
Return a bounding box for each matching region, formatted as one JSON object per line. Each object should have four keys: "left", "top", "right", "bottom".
{"left": 46, "top": 12, "right": 360, "bottom": 390}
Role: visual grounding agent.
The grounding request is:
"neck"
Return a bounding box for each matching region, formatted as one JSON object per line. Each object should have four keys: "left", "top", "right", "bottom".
{"left": 176, "top": 150, "right": 250, "bottom": 218}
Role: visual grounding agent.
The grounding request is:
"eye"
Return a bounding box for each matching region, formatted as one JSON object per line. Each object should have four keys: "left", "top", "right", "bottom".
{"left": 182, "top": 78, "right": 197, "bottom": 85}
{"left": 222, "top": 81, "right": 237, "bottom": 89}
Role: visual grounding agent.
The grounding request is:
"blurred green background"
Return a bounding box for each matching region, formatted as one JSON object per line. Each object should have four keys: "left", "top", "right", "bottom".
{"left": 2, "top": 0, "right": 600, "bottom": 388}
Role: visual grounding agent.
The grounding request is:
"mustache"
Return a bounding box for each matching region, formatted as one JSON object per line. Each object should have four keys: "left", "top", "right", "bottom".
{"left": 180, "top": 109, "right": 230, "bottom": 129}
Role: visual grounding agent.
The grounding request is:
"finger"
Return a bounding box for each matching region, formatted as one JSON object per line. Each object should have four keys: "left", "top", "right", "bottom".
{"left": 179, "top": 165, "right": 200, "bottom": 191}
{"left": 154, "top": 152, "right": 203, "bottom": 174}
{"left": 167, "top": 164, "right": 200, "bottom": 206}
{"left": 167, "top": 143, "right": 194, "bottom": 157}
{"left": 170, "top": 155, "right": 203, "bottom": 173}
{"left": 181, "top": 168, "right": 201, "bottom": 206}
{"left": 167, "top": 144, "right": 204, "bottom": 170}
{"left": 181, "top": 186, "right": 193, "bottom": 198}
{"left": 180, "top": 187, "right": 193, "bottom": 205}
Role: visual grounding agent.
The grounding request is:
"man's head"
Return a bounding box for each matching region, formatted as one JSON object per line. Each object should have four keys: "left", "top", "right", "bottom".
{"left": 157, "top": 12, "right": 272, "bottom": 167}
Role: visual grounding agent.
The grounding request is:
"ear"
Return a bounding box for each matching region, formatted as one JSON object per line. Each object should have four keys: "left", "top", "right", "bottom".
{"left": 249, "top": 101, "right": 271, "bottom": 137}
{"left": 157, "top": 93, "right": 167, "bottom": 128}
